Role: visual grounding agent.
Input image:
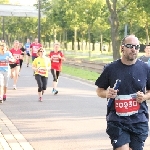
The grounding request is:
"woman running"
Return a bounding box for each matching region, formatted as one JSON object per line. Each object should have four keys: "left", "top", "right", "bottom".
{"left": 49, "top": 42, "right": 65, "bottom": 95}
{"left": 9, "top": 40, "right": 22, "bottom": 90}
{"left": 32, "top": 47, "right": 50, "bottom": 102}
{"left": 0, "top": 42, "right": 15, "bottom": 103}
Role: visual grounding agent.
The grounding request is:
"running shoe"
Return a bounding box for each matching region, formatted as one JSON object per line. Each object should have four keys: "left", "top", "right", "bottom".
{"left": 3, "top": 95, "right": 6, "bottom": 101}
{"left": 27, "top": 64, "right": 29, "bottom": 67}
{"left": 0, "top": 99, "right": 3, "bottom": 103}
{"left": 13, "top": 85, "right": 17, "bottom": 90}
{"left": 52, "top": 89, "right": 58, "bottom": 95}
{"left": 52, "top": 89, "right": 55, "bottom": 94}
{"left": 54, "top": 90, "right": 58, "bottom": 95}
{"left": 39, "top": 97, "right": 42, "bottom": 102}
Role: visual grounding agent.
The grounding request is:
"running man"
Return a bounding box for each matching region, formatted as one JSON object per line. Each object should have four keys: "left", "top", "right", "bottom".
{"left": 9, "top": 40, "right": 22, "bottom": 90}
{"left": 32, "top": 47, "right": 50, "bottom": 102}
{"left": 95, "top": 35, "right": 150, "bottom": 149}
{"left": 0, "top": 42, "right": 15, "bottom": 103}
{"left": 24, "top": 38, "right": 31, "bottom": 67}
{"left": 49, "top": 42, "right": 65, "bottom": 95}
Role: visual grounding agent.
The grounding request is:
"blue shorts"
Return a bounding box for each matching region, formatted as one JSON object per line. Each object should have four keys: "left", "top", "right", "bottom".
{"left": 106, "top": 121, "right": 148, "bottom": 149}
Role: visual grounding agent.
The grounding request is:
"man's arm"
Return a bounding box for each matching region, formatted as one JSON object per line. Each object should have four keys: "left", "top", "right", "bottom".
{"left": 96, "top": 87, "right": 118, "bottom": 99}
{"left": 96, "top": 88, "right": 107, "bottom": 98}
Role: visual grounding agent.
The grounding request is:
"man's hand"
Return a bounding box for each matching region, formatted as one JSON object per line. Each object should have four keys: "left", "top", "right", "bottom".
{"left": 136, "top": 91, "right": 145, "bottom": 103}
{"left": 106, "top": 88, "right": 118, "bottom": 99}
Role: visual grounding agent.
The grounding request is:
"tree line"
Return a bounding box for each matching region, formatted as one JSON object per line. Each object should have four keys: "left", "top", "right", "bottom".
{"left": 0, "top": 0, "right": 150, "bottom": 59}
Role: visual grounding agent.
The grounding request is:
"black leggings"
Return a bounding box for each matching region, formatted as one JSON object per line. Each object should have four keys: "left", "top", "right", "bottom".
{"left": 51, "top": 69, "right": 60, "bottom": 82}
{"left": 35, "top": 74, "right": 48, "bottom": 92}
{"left": 19, "top": 59, "right": 23, "bottom": 68}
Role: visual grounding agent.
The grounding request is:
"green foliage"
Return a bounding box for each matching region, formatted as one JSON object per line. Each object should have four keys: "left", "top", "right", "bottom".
{"left": 0, "top": 0, "right": 9, "bottom": 4}
{"left": 1, "top": 0, "right": 150, "bottom": 49}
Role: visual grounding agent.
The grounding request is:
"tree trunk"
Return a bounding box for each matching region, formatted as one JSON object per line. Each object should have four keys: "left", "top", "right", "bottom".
{"left": 145, "top": 22, "right": 149, "bottom": 45}
{"left": 106, "top": 0, "right": 120, "bottom": 60}
{"left": 53, "top": 28, "right": 57, "bottom": 43}
{"left": 74, "top": 27, "right": 77, "bottom": 51}
{"left": 100, "top": 34, "right": 103, "bottom": 52}
{"left": 88, "top": 26, "right": 91, "bottom": 58}
{"left": 62, "top": 29, "right": 65, "bottom": 50}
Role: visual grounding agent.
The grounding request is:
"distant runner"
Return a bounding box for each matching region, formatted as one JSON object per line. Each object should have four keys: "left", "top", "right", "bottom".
{"left": 0, "top": 42, "right": 15, "bottom": 103}
{"left": 24, "top": 38, "right": 31, "bottom": 67}
{"left": 9, "top": 40, "right": 22, "bottom": 90}
{"left": 49, "top": 42, "right": 65, "bottom": 95}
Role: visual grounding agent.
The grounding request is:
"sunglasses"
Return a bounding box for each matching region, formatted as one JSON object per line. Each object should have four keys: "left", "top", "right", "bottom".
{"left": 124, "top": 44, "right": 140, "bottom": 50}
{"left": 39, "top": 51, "right": 44, "bottom": 52}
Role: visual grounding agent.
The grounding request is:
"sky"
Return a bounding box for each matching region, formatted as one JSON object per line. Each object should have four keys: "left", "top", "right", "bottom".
{"left": 9, "top": 0, "right": 37, "bottom": 5}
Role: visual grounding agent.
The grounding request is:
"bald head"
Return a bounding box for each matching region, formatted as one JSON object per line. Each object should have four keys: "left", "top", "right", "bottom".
{"left": 122, "top": 35, "right": 139, "bottom": 46}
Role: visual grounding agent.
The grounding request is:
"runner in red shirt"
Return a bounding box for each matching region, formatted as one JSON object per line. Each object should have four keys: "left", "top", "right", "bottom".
{"left": 9, "top": 40, "right": 22, "bottom": 90}
{"left": 49, "top": 42, "right": 65, "bottom": 95}
{"left": 30, "top": 38, "right": 42, "bottom": 61}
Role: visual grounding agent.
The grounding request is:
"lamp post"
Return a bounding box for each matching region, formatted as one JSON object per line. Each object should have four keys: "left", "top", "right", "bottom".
{"left": 38, "top": 0, "right": 41, "bottom": 43}
{"left": 124, "top": 24, "right": 128, "bottom": 37}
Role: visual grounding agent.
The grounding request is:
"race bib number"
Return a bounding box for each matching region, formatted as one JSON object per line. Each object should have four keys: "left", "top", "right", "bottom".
{"left": 33, "top": 46, "right": 39, "bottom": 53}
{"left": 115, "top": 94, "right": 140, "bottom": 116}
{"left": 0, "top": 61, "right": 8, "bottom": 67}
{"left": 37, "top": 67, "right": 47, "bottom": 76}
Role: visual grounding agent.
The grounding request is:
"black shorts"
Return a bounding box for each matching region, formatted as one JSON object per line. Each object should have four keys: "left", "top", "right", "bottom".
{"left": 27, "top": 53, "right": 30, "bottom": 56}
{"left": 9, "top": 63, "right": 20, "bottom": 69}
{"left": 106, "top": 121, "right": 148, "bottom": 149}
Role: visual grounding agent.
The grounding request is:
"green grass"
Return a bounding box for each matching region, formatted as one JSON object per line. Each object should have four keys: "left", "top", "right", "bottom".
{"left": 62, "top": 65, "right": 100, "bottom": 82}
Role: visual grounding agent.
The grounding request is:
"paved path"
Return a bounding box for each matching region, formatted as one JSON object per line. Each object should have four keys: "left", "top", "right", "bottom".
{"left": 0, "top": 63, "right": 149, "bottom": 150}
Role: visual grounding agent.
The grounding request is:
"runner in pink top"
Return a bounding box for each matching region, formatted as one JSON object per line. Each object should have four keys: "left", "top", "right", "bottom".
{"left": 30, "top": 38, "right": 42, "bottom": 61}
{"left": 9, "top": 40, "right": 22, "bottom": 90}
{"left": 49, "top": 42, "right": 65, "bottom": 95}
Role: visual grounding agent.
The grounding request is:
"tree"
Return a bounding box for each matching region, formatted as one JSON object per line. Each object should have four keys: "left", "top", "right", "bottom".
{"left": 106, "top": 0, "right": 121, "bottom": 60}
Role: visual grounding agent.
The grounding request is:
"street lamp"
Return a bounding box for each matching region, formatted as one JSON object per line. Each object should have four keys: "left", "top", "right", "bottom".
{"left": 38, "top": 0, "right": 41, "bottom": 43}
{"left": 124, "top": 24, "right": 128, "bottom": 37}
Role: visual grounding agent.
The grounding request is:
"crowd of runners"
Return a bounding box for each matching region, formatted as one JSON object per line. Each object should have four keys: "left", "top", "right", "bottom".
{"left": 0, "top": 38, "right": 65, "bottom": 103}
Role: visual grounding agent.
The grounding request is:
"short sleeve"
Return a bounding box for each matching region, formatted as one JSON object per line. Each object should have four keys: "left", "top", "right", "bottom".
{"left": 95, "top": 65, "right": 110, "bottom": 90}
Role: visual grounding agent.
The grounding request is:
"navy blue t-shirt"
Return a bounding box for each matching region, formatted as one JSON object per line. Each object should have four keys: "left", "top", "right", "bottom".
{"left": 95, "top": 59, "right": 150, "bottom": 123}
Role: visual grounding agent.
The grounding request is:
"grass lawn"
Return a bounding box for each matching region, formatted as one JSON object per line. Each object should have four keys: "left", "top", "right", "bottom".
{"left": 62, "top": 65, "right": 100, "bottom": 82}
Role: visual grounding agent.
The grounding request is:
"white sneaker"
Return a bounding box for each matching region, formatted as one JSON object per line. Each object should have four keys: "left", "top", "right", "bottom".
{"left": 13, "top": 85, "right": 17, "bottom": 90}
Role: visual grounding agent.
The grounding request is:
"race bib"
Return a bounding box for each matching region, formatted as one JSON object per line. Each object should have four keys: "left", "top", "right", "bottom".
{"left": 115, "top": 94, "right": 140, "bottom": 116}
{"left": 33, "top": 46, "right": 39, "bottom": 53}
{"left": 0, "top": 61, "right": 8, "bottom": 67}
{"left": 37, "top": 67, "right": 47, "bottom": 76}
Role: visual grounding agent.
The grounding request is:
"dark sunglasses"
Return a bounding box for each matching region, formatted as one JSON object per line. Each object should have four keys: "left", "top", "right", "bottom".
{"left": 39, "top": 51, "right": 44, "bottom": 52}
{"left": 124, "top": 44, "right": 140, "bottom": 50}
